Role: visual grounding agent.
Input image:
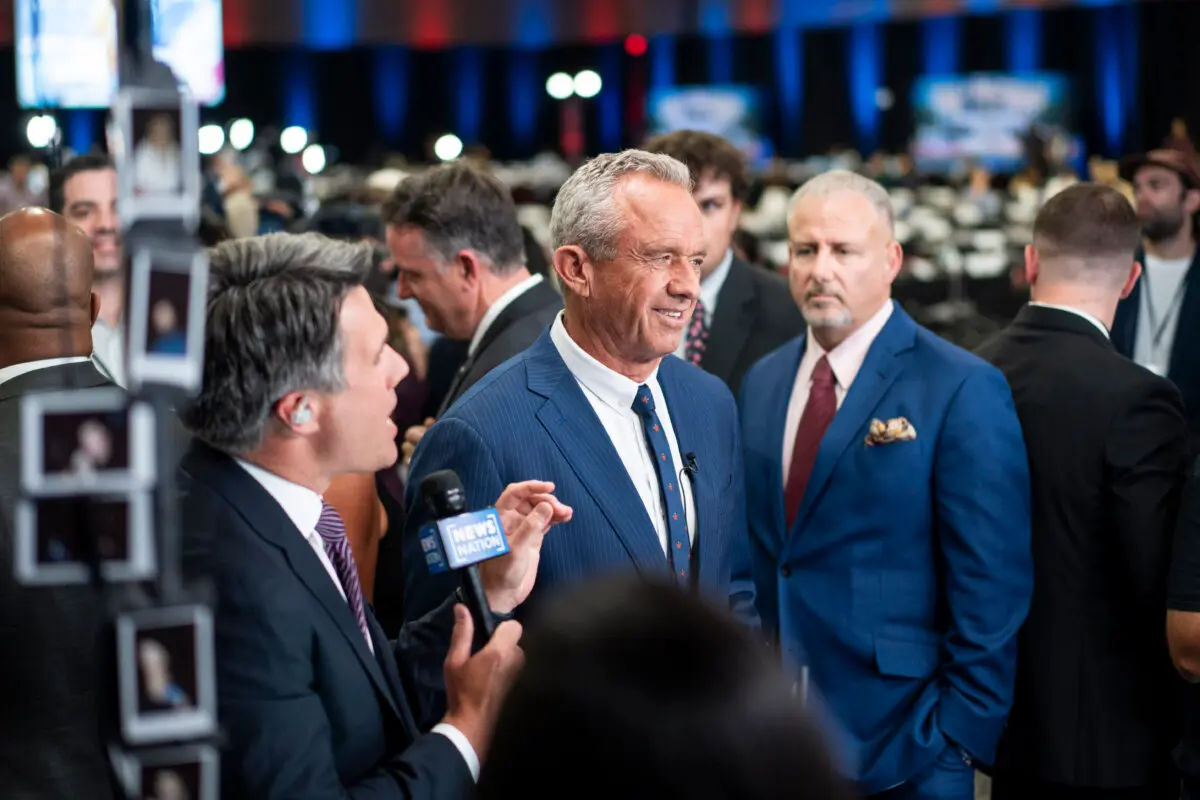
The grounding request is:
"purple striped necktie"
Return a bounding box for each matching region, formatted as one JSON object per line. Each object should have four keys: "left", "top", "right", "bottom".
{"left": 315, "top": 501, "right": 372, "bottom": 650}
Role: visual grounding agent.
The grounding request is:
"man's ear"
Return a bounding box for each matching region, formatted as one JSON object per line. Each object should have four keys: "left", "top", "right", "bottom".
{"left": 277, "top": 392, "right": 320, "bottom": 434}
{"left": 90, "top": 292, "right": 100, "bottom": 326}
{"left": 454, "top": 249, "right": 483, "bottom": 285}
{"left": 1119, "top": 260, "right": 1143, "bottom": 300}
{"left": 552, "top": 246, "right": 593, "bottom": 298}
{"left": 1024, "top": 244, "right": 1039, "bottom": 288}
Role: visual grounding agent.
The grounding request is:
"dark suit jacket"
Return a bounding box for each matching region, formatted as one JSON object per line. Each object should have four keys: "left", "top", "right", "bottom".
{"left": 178, "top": 441, "right": 472, "bottom": 800}
{"left": 0, "top": 361, "right": 116, "bottom": 800}
{"left": 437, "top": 278, "right": 562, "bottom": 416}
{"left": 1112, "top": 246, "right": 1200, "bottom": 455}
{"left": 977, "top": 304, "right": 1191, "bottom": 787}
{"left": 701, "top": 258, "right": 804, "bottom": 397}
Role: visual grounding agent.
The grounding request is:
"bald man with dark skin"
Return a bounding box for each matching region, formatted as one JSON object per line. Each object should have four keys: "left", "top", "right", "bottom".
{"left": 0, "top": 208, "right": 118, "bottom": 799}
{"left": 0, "top": 207, "right": 100, "bottom": 369}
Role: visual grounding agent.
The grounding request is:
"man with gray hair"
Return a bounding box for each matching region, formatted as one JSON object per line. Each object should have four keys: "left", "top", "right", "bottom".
{"left": 176, "top": 232, "right": 572, "bottom": 798}
{"left": 403, "top": 150, "right": 758, "bottom": 632}
{"left": 739, "top": 170, "right": 1032, "bottom": 799}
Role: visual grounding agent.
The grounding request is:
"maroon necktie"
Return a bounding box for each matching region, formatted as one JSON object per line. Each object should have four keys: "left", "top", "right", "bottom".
{"left": 784, "top": 356, "right": 837, "bottom": 528}
{"left": 685, "top": 298, "right": 709, "bottom": 366}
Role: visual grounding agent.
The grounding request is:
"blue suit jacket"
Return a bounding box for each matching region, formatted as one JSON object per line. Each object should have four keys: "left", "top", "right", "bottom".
{"left": 739, "top": 304, "right": 1032, "bottom": 794}
{"left": 403, "top": 330, "right": 758, "bottom": 627}
{"left": 179, "top": 442, "right": 471, "bottom": 800}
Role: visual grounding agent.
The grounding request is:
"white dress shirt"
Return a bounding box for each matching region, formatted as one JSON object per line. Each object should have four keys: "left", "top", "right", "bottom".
{"left": 675, "top": 248, "right": 734, "bottom": 359}
{"left": 783, "top": 300, "right": 895, "bottom": 484}
{"left": 233, "top": 459, "right": 481, "bottom": 780}
{"left": 468, "top": 273, "right": 544, "bottom": 357}
{"left": 550, "top": 313, "right": 697, "bottom": 552}
{"left": 1133, "top": 253, "right": 1191, "bottom": 375}
{"left": 1028, "top": 301, "right": 1109, "bottom": 338}
{"left": 0, "top": 355, "right": 92, "bottom": 387}
{"left": 91, "top": 320, "right": 126, "bottom": 387}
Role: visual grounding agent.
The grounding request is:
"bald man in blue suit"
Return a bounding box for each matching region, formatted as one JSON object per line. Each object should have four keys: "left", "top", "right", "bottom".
{"left": 740, "top": 171, "right": 1032, "bottom": 799}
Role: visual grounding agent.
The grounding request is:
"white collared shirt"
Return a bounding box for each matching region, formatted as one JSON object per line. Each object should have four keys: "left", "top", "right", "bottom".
{"left": 232, "top": 459, "right": 483, "bottom": 780}
{"left": 783, "top": 299, "right": 895, "bottom": 484}
{"left": 468, "top": 273, "right": 544, "bottom": 358}
{"left": 91, "top": 320, "right": 126, "bottom": 388}
{"left": 0, "top": 356, "right": 92, "bottom": 387}
{"left": 1133, "top": 253, "right": 1191, "bottom": 375}
{"left": 1028, "top": 301, "right": 1109, "bottom": 338}
{"left": 675, "top": 248, "right": 734, "bottom": 359}
{"left": 550, "top": 313, "right": 697, "bottom": 553}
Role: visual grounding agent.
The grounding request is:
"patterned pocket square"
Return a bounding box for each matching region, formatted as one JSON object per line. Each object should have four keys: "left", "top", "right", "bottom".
{"left": 865, "top": 417, "right": 917, "bottom": 446}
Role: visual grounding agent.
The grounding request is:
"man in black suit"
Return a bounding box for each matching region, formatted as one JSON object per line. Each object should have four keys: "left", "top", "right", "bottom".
{"left": 1168, "top": 456, "right": 1200, "bottom": 798}
{"left": 0, "top": 208, "right": 116, "bottom": 799}
{"left": 177, "top": 233, "right": 571, "bottom": 798}
{"left": 643, "top": 130, "right": 803, "bottom": 395}
{"left": 1114, "top": 148, "right": 1200, "bottom": 455}
{"left": 976, "top": 184, "right": 1191, "bottom": 799}
{"left": 383, "top": 162, "right": 562, "bottom": 463}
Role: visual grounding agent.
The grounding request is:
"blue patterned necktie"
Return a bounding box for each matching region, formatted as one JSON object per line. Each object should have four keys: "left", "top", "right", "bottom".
{"left": 315, "top": 501, "right": 373, "bottom": 650}
{"left": 631, "top": 384, "right": 691, "bottom": 584}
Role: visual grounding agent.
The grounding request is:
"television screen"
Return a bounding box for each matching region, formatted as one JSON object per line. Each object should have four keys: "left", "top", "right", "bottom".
{"left": 16, "top": 0, "right": 225, "bottom": 109}
{"left": 647, "top": 85, "right": 773, "bottom": 169}
{"left": 911, "top": 72, "right": 1073, "bottom": 173}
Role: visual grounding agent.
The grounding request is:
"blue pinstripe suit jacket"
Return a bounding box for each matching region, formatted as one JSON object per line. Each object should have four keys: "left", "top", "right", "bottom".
{"left": 401, "top": 330, "right": 758, "bottom": 628}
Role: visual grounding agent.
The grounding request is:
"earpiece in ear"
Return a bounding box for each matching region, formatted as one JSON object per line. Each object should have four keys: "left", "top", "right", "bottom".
{"left": 291, "top": 401, "right": 312, "bottom": 426}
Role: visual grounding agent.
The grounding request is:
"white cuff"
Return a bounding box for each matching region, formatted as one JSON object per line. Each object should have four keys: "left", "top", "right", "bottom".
{"left": 431, "top": 723, "right": 480, "bottom": 782}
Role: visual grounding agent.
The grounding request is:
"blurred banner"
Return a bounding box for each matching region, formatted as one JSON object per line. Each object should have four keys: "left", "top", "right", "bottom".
{"left": 0, "top": 0, "right": 1141, "bottom": 49}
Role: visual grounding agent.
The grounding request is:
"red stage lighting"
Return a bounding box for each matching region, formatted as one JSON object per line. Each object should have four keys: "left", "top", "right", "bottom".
{"left": 625, "top": 34, "right": 648, "bottom": 57}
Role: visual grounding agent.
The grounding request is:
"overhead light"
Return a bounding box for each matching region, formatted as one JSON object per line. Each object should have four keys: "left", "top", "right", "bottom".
{"left": 228, "top": 118, "right": 255, "bottom": 150}
{"left": 545, "top": 72, "right": 574, "bottom": 100}
{"left": 301, "top": 144, "right": 327, "bottom": 174}
{"left": 198, "top": 124, "right": 225, "bottom": 155}
{"left": 434, "top": 133, "right": 464, "bottom": 162}
{"left": 573, "top": 70, "right": 602, "bottom": 99}
{"left": 280, "top": 126, "right": 308, "bottom": 155}
{"left": 26, "top": 115, "right": 57, "bottom": 149}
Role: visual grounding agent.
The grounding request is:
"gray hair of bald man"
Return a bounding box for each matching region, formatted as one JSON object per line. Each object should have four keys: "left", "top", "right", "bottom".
{"left": 550, "top": 149, "right": 693, "bottom": 262}
{"left": 788, "top": 170, "right": 896, "bottom": 236}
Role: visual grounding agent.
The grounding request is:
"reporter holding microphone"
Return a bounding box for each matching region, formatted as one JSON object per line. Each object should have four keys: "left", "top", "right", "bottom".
{"left": 176, "top": 233, "right": 571, "bottom": 799}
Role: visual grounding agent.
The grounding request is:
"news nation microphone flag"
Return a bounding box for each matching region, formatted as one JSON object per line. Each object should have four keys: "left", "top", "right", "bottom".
{"left": 420, "top": 507, "right": 510, "bottom": 574}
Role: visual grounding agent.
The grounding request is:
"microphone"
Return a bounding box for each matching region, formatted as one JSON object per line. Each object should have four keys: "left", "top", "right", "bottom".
{"left": 683, "top": 452, "right": 699, "bottom": 476}
{"left": 418, "top": 470, "right": 510, "bottom": 650}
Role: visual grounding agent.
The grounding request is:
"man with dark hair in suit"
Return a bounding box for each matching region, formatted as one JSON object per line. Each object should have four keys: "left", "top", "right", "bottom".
{"left": 177, "top": 232, "right": 571, "bottom": 798}
{"left": 383, "top": 162, "right": 562, "bottom": 466}
{"left": 404, "top": 150, "right": 758, "bottom": 636}
{"left": 643, "top": 130, "right": 803, "bottom": 395}
{"left": 49, "top": 154, "right": 125, "bottom": 386}
{"left": 978, "top": 183, "right": 1191, "bottom": 798}
{"left": 0, "top": 208, "right": 116, "bottom": 799}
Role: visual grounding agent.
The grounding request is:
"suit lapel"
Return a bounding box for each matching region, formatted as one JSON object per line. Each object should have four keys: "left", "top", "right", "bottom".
{"left": 703, "top": 261, "right": 756, "bottom": 384}
{"left": 789, "top": 308, "right": 916, "bottom": 540}
{"left": 181, "top": 444, "right": 403, "bottom": 719}
{"left": 1170, "top": 250, "right": 1200, "bottom": 378}
{"left": 764, "top": 338, "right": 806, "bottom": 548}
{"left": 525, "top": 334, "right": 670, "bottom": 578}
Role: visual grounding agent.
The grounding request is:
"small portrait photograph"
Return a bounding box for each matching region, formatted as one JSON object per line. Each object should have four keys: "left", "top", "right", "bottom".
{"left": 114, "top": 743, "right": 218, "bottom": 800}
{"left": 12, "top": 491, "right": 155, "bottom": 586}
{"left": 109, "top": 87, "right": 201, "bottom": 226}
{"left": 118, "top": 605, "right": 216, "bottom": 745}
{"left": 126, "top": 245, "right": 209, "bottom": 391}
{"left": 20, "top": 387, "right": 156, "bottom": 494}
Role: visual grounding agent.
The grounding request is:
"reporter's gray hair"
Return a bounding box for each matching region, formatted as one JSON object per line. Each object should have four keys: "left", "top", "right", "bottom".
{"left": 550, "top": 149, "right": 692, "bottom": 261}
{"left": 178, "top": 232, "right": 373, "bottom": 454}
{"left": 789, "top": 170, "right": 896, "bottom": 235}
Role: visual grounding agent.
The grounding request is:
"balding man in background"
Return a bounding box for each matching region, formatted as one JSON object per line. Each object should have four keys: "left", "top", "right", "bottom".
{"left": 739, "top": 171, "right": 1031, "bottom": 799}
{"left": 0, "top": 208, "right": 116, "bottom": 799}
